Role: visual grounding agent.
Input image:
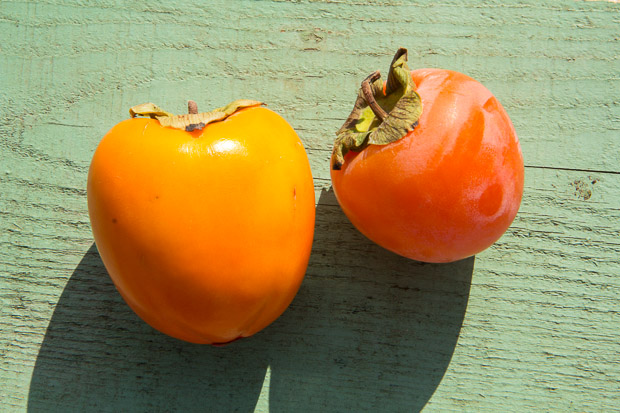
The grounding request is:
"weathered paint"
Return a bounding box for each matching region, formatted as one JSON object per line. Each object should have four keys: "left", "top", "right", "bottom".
{"left": 1, "top": 0, "right": 619, "bottom": 411}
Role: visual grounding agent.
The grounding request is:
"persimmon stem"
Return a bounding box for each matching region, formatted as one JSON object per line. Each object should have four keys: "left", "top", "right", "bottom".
{"left": 331, "top": 48, "right": 422, "bottom": 170}
{"left": 188, "top": 100, "right": 198, "bottom": 115}
{"left": 130, "top": 100, "right": 263, "bottom": 132}
{"left": 361, "top": 71, "right": 388, "bottom": 122}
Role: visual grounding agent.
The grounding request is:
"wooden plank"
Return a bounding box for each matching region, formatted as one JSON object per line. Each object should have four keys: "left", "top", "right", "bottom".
{"left": 1, "top": 0, "right": 619, "bottom": 411}
{"left": 2, "top": 0, "right": 619, "bottom": 173}
{"left": 2, "top": 166, "right": 619, "bottom": 411}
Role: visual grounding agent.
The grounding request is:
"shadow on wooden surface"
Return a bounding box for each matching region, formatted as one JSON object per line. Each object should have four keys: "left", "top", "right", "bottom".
{"left": 28, "top": 188, "right": 473, "bottom": 412}
{"left": 262, "top": 188, "right": 475, "bottom": 412}
{"left": 27, "top": 244, "right": 269, "bottom": 412}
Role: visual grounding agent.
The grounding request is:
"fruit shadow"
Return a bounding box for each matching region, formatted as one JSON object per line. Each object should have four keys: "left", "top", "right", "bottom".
{"left": 261, "top": 187, "right": 475, "bottom": 412}
{"left": 27, "top": 187, "right": 474, "bottom": 412}
{"left": 27, "top": 244, "right": 268, "bottom": 412}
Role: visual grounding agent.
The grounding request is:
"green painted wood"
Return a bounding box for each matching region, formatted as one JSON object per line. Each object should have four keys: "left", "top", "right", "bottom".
{"left": 1, "top": 0, "right": 619, "bottom": 411}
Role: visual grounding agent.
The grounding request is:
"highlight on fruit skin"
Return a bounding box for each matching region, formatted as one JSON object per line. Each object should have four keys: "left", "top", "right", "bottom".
{"left": 87, "top": 99, "right": 315, "bottom": 344}
{"left": 330, "top": 48, "right": 524, "bottom": 264}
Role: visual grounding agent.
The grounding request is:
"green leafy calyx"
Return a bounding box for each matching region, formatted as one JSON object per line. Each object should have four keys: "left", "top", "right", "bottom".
{"left": 331, "top": 48, "right": 422, "bottom": 170}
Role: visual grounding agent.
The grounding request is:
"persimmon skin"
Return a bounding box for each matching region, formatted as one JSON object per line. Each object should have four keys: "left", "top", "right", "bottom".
{"left": 331, "top": 69, "right": 524, "bottom": 263}
{"left": 87, "top": 107, "right": 315, "bottom": 344}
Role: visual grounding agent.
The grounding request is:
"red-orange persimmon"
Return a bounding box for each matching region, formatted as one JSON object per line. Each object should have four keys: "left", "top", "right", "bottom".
{"left": 331, "top": 49, "right": 523, "bottom": 263}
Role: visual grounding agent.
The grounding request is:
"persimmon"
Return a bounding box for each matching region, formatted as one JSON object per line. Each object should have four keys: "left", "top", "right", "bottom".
{"left": 87, "top": 100, "right": 315, "bottom": 344}
{"left": 331, "top": 48, "right": 523, "bottom": 263}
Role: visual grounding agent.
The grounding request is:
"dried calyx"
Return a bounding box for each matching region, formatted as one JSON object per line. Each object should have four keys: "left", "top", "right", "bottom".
{"left": 331, "top": 48, "right": 423, "bottom": 170}
{"left": 129, "top": 100, "right": 263, "bottom": 132}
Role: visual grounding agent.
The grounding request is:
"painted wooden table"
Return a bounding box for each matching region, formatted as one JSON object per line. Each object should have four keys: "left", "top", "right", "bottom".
{"left": 1, "top": 1, "right": 619, "bottom": 411}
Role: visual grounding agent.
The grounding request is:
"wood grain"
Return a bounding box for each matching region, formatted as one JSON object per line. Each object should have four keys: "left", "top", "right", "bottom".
{"left": 1, "top": 0, "right": 619, "bottom": 411}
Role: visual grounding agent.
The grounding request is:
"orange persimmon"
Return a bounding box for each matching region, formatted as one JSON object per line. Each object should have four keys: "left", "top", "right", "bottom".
{"left": 331, "top": 49, "right": 523, "bottom": 263}
{"left": 88, "top": 100, "right": 315, "bottom": 344}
